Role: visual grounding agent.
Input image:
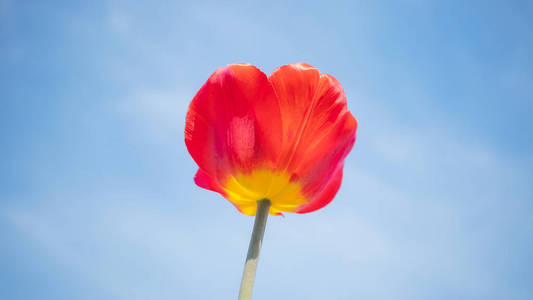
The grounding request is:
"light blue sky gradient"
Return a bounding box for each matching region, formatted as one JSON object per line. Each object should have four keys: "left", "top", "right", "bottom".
{"left": 1, "top": 1, "right": 532, "bottom": 299}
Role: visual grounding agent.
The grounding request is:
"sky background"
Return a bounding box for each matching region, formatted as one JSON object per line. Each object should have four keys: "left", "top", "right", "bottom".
{"left": 1, "top": 1, "right": 532, "bottom": 299}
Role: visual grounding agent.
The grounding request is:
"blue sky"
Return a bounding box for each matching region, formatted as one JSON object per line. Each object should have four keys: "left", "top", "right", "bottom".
{"left": 1, "top": 1, "right": 532, "bottom": 299}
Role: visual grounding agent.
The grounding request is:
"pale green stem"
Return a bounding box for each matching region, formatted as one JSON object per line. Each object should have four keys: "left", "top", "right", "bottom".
{"left": 238, "top": 198, "right": 271, "bottom": 300}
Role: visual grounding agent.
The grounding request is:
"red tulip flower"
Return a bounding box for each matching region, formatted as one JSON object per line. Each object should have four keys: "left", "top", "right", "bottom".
{"left": 184, "top": 63, "right": 357, "bottom": 299}
{"left": 185, "top": 63, "right": 357, "bottom": 214}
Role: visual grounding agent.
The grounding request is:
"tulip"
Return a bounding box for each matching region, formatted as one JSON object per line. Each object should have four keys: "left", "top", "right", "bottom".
{"left": 185, "top": 63, "right": 357, "bottom": 299}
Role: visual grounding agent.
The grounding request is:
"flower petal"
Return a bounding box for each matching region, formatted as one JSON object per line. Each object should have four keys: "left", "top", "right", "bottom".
{"left": 185, "top": 64, "right": 283, "bottom": 211}
{"left": 296, "top": 164, "right": 344, "bottom": 213}
{"left": 194, "top": 168, "right": 225, "bottom": 195}
{"left": 269, "top": 63, "right": 357, "bottom": 212}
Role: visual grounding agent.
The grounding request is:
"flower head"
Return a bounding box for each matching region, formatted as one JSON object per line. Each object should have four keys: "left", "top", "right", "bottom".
{"left": 185, "top": 63, "right": 357, "bottom": 215}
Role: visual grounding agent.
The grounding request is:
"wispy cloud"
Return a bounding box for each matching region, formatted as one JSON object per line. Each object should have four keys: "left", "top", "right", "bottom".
{"left": 2, "top": 1, "right": 532, "bottom": 299}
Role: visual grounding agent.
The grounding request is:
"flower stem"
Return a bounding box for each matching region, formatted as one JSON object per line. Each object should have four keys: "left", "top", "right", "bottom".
{"left": 238, "top": 198, "right": 271, "bottom": 300}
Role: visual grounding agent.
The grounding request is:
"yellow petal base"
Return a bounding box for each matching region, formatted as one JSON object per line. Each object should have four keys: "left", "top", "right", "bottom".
{"left": 223, "top": 169, "right": 306, "bottom": 215}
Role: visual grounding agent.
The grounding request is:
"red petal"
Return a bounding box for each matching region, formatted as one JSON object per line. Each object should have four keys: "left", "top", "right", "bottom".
{"left": 269, "top": 63, "right": 357, "bottom": 212}
{"left": 296, "top": 165, "right": 344, "bottom": 213}
{"left": 194, "top": 169, "right": 225, "bottom": 195}
{"left": 185, "top": 64, "right": 283, "bottom": 185}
